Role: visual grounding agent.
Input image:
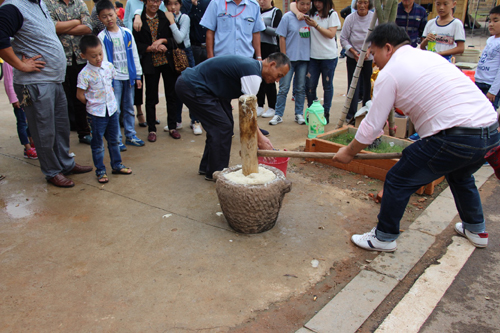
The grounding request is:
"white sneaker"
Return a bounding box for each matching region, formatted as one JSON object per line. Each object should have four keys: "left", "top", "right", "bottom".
{"left": 454, "top": 222, "right": 488, "bottom": 248}
{"left": 295, "top": 114, "right": 306, "bottom": 125}
{"left": 191, "top": 121, "right": 203, "bottom": 135}
{"left": 262, "top": 108, "right": 275, "bottom": 118}
{"left": 351, "top": 227, "right": 397, "bottom": 252}
{"left": 257, "top": 107, "right": 265, "bottom": 117}
{"left": 269, "top": 115, "right": 283, "bottom": 125}
{"left": 164, "top": 123, "right": 182, "bottom": 132}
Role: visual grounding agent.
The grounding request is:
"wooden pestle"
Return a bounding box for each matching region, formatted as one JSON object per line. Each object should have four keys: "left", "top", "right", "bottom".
{"left": 257, "top": 150, "right": 402, "bottom": 160}
{"left": 239, "top": 95, "right": 259, "bottom": 176}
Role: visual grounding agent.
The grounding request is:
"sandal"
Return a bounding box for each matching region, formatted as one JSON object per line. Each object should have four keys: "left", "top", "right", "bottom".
{"left": 98, "top": 174, "right": 109, "bottom": 183}
{"left": 112, "top": 167, "right": 132, "bottom": 175}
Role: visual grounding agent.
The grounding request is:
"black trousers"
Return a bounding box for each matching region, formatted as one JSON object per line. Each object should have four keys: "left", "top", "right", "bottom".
{"left": 346, "top": 56, "right": 372, "bottom": 120}
{"left": 144, "top": 64, "right": 178, "bottom": 133}
{"left": 175, "top": 77, "right": 233, "bottom": 178}
{"left": 134, "top": 75, "right": 143, "bottom": 106}
{"left": 257, "top": 43, "right": 279, "bottom": 108}
{"left": 64, "top": 56, "right": 90, "bottom": 139}
{"left": 192, "top": 45, "right": 207, "bottom": 65}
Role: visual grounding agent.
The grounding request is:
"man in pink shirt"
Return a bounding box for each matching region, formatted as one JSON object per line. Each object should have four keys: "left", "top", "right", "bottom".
{"left": 334, "top": 23, "right": 499, "bottom": 251}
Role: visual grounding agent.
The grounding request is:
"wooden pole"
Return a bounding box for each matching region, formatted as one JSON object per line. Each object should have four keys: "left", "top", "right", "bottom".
{"left": 257, "top": 150, "right": 402, "bottom": 160}
{"left": 239, "top": 95, "right": 259, "bottom": 176}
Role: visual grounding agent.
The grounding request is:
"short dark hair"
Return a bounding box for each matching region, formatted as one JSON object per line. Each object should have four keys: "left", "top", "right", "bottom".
{"left": 79, "top": 34, "right": 101, "bottom": 54}
{"left": 115, "top": 1, "right": 123, "bottom": 8}
{"left": 490, "top": 5, "right": 500, "bottom": 15}
{"left": 96, "top": 0, "right": 115, "bottom": 15}
{"left": 366, "top": 23, "right": 411, "bottom": 48}
{"left": 267, "top": 52, "right": 291, "bottom": 69}
{"left": 309, "top": 0, "right": 334, "bottom": 18}
{"left": 353, "top": 0, "right": 374, "bottom": 10}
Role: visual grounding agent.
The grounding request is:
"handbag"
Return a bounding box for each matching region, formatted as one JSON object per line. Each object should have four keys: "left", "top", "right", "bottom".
{"left": 172, "top": 45, "right": 189, "bottom": 73}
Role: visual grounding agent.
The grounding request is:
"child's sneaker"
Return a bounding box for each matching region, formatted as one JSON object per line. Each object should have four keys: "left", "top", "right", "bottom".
{"left": 351, "top": 227, "right": 397, "bottom": 252}
{"left": 409, "top": 132, "right": 421, "bottom": 141}
{"left": 269, "top": 115, "right": 283, "bottom": 125}
{"left": 454, "top": 222, "right": 488, "bottom": 248}
{"left": 119, "top": 142, "right": 127, "bottom": 151}
{"left": 126, "top": 135, "right": 145, "bottom": 147}
{"left": 257, "top": 107, "right": 265, "bottom": 117}
{"left": 191, "top": 121, "right": 203, "bottom": 135}
{"left": 295, "top": 114, "right": 306, "bottom": 125}
{"left": 262, "top": 108, "right": 275, "bottom": 118}
{"left": 24, "top": 147, "right": 38, "bottom": 159}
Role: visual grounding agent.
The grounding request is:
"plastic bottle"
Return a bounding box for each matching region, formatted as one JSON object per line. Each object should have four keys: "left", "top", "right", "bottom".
{"left": 427, "top": 31, "right": 437, "bottom": 52}
{"left": 304, "top": 101, "right": 327, "bottom": 138}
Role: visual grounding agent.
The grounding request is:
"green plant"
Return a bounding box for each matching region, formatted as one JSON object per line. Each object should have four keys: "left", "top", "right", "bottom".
{"left": 327, "top": 133, "right": 405, "bottom": 154}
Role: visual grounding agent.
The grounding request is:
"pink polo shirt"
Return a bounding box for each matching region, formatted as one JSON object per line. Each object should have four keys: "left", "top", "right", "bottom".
{"left": 356, "top": 45, "right": 498, "bottom": 145}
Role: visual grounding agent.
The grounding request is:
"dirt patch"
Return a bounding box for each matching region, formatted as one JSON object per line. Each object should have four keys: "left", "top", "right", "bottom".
{"left": 230, "top": 146, "right": 449, "bottom": 333}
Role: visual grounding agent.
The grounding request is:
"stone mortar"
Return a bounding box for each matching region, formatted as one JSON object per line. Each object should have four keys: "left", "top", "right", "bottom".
{"left": 213, "top": 165, "right": 292, "bottom": 234}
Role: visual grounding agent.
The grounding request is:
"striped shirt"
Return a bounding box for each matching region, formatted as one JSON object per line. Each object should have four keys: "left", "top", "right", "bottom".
{"left": 395, "top": 2, "right": 428, "bottom": 48}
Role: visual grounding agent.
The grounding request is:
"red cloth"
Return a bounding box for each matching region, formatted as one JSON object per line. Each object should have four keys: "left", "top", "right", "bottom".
{"left": 117, "top": 7, "right": 125, "bottom": 20}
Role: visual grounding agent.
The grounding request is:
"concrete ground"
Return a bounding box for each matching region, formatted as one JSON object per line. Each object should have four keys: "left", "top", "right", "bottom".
{"left": 0, "top": 55, "right": 368, "bottom": 332}
{"left": 0, "top": 32, "right": 493, "bottom": 332}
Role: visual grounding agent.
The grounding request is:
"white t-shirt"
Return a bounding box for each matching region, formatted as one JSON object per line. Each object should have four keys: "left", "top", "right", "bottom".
{"left": 108, "top": 30, "right": 129, "bottom": 80}
{"left": 422, "top": 18, "right": 465, "bottom": 54}
{"left": 475, "top": 35, "right": 500, "bottom": 95}
{"left": 310, "top": 9, "right": 341, "bottom": 59}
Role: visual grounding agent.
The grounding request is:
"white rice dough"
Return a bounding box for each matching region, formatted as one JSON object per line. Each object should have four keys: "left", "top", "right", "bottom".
{"left": 225, "top": 166, "right": 276, "bottom": 185}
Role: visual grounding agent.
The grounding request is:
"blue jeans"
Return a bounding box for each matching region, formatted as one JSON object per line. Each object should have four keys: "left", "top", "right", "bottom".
{"left": 13, "top": 106, "right": 30, "bottom": 145}
{"left": 306, "top": 58, "right": 338, "bottom": 116}
{"left": 475, "top": 81, "right": 500, "bottom": 109}
{"left": 88, "top": 111, "right": 123, "bottom": 176}
{"left": 113, "top": 79, "right": 136, "bottom": 140}
{"left": 275, "top": 60, "right": 308, "bottom": 117}
{"left": 376, "top": 129, "right": 500, "bottom": 241}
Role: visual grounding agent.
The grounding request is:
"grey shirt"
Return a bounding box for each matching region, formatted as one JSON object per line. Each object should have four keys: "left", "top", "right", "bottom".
{"left": 2, "top": 0, "right": 66, "bottom": 84}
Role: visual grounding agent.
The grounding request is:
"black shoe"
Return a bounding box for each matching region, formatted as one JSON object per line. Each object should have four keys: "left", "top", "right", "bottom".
{"left": 138, "top": 122, "right": 147, "bottom": 127}
{"left": 155, "top": 119, "right": 161, "bottom": 124}
{"left": 79, "top": 135, "right": 92, "bottom": 145}
{"left": 325, "top": 113, "right": 330, "bottom": 124}
{"left": 259, "top": 128, "right": 270, "bottom": 137}
{"left": 205, "top": 176, "right": 215, "bottom": 181}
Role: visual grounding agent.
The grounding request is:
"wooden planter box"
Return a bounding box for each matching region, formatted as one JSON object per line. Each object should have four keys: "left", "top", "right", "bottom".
{"left": 304, "top": 127, "right": 444, "bottom": 195}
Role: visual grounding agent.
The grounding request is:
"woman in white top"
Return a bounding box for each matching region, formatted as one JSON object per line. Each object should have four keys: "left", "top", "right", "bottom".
{"left": 339, "top": 0, "right": 374, "bottom": 122}
{"left": 304, "top": 0, "right": 341, "bottom": 123}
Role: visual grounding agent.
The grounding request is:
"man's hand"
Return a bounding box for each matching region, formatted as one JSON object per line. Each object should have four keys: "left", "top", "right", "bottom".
{"left": 191, "top": 0, "right": 198, "bottom": 6}
{"left": 332, "top": 139, "right": 368, "bottom": 164}
{"left": 257, "top": 129, "right": 274, "bottom": 151}
{"left": 136, "top": 80, "right": 142, "bottom": 89}
{"left": 20, "top": 55, "right": 46, "bottom": 73}
{"left": 332, "top": 146, "right": 356, "bottom": 164}
{"left": 487, "top": 92, "right": 496, "bottom": 103}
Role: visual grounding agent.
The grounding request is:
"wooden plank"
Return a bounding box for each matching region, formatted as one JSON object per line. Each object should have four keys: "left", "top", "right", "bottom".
{"left": 239, "top": 95, "right": 259, "bottom": 176}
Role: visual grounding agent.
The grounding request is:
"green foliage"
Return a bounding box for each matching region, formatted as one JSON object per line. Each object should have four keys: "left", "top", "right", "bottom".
{"left": 327, "top": 132, "right": 405, "bottom": 154}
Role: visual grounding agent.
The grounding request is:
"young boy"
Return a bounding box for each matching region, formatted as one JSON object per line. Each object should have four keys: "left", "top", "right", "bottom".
{"left": 96, "top": 0, "right": 144, "bottom": 151}
{"left": 77, "top": 35, "right": 133, "bottom": 183}
{"left": 271, "top": 0, "right": 311, "bottom": 126}
{"left": 475, "top": 5, "right": 500, "bottom": 110}
{"left": 419, "top": 0, "right": 465, "bottom": 61}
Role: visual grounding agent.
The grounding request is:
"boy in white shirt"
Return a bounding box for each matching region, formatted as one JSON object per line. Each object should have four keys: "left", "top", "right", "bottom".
{"left": 420, "top": 0, "right": 465, "bottom": 61}
{"left": 97, "top": 0, "right": 144, "bottom": 150}
{"left": 77, "top": 35, "right": 133, "bottom": 183}
{"left": 475, "top": 5, "right": 500, "bottom": 110}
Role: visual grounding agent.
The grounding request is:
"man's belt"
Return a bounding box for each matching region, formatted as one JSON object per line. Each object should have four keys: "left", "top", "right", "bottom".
{"left": 192, "top": 42, "right": 206, "bottom": 48}
{"left": 438, "top": 121, "right": 499, "bottom": 137}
